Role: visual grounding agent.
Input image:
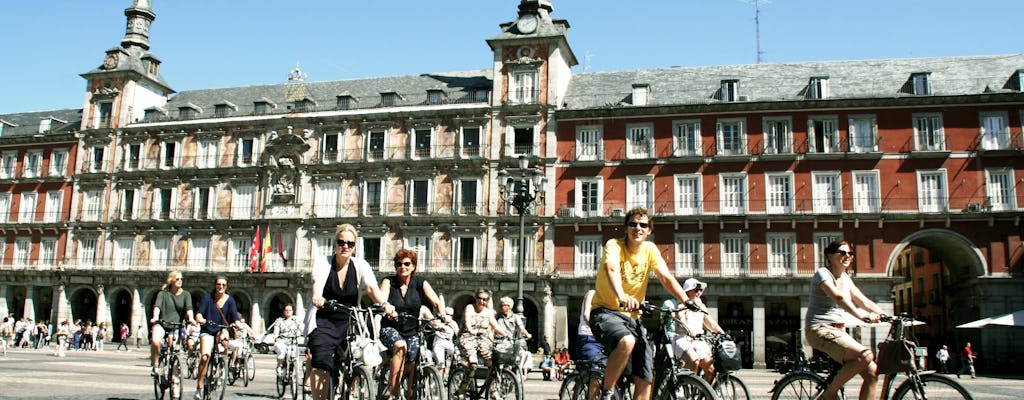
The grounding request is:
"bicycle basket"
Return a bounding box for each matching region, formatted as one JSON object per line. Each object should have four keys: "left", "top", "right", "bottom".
{"left": 492, "top": 338, "right": 520, "bottom": 366}
{"left": 715, "top": 339, "right": 742, "bottom": 371}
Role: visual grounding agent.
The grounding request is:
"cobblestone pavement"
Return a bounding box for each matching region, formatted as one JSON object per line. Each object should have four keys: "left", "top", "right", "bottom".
{"left": 0, "top": 347, "right": 1019, "bottom": 399}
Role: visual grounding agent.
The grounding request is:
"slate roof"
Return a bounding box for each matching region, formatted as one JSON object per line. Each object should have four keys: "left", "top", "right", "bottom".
{"left": 159, "top": 70, "right": 493, "bottom": 119}
{"left": 562, "top": 54, "right": 1024, "bottom": 110}
{"left": 0, "top": 108, "right": 82, "bottom": 139}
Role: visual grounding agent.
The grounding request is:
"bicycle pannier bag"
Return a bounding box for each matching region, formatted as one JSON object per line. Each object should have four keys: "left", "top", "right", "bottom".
{"left": 716, "top": 339, "right": 743, "bottom": 371}
{"left": 876, "top": 339, "right": 916, "bottom": 375}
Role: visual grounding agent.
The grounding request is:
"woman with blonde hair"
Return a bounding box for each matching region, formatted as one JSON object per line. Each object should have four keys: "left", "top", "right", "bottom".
{"left": 150, "top": 270, "right": 194, "bottom": 376}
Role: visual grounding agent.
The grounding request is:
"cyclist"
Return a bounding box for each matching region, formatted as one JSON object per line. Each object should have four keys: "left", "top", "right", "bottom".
{"left": 576, "top": 289, "right": 604, "bottom": 365}
{"left": 495, "top": 296, "right": 533, "bottom": 376}
{"left": 670, "top": 278, "right": 725, "bottom": 383}
{"left": 227, "top": 317, "right": 257, "bottom": 374}
{"left": 378, "top": 248, "right": 445, "bottom": 400}
{"left": 150, "top": 270, "right": 195, "bottom": 377}
{"left": 193, "top": 275, "right": 242, "bottom": 400}
{"left": 430, "top": 307, "right": 459, "bottom": 378}
{"left": 458, "top": 288, "right": 511, "bottom": 367}
{"left": 805, "top": 240, "right": 884, "bottom": 400}
{"left": 272, "top": 304, "right": 302, "bottom": 377}
{"left": 306, "top": 224, "right": 393, "bottom": 400}
{"left": 590, "top": 207, "right": 689, "bottom": 400}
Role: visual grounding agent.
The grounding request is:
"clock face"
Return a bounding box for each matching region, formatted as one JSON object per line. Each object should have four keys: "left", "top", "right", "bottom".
{"left": 103, "top": 54, "right": 118, "bottom": 69}
{"left": 516, "top": 14, "right": 538, "bottom": 34}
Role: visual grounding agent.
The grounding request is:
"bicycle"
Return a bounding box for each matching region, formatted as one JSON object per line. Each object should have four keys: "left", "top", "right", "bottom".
{"left": 275, "top": 333, "right": 305, "bottom": 400}
{"left": 185, "top": 338, "right": 201, "bottom": 380}
{"left": 446, "top": 330, "right": 523, "bottom": 400}
{"left": 770, "top": 314, "right": 975, "bottom": 400}
{"left": 227, "top": 335, "right": 255, "bottom": 387}
{"left": 153, "top": 321, "right": 186, "bottom": 400}
{"left": 321, "top": 299, "right": 378, "bottom": 400}
{"left": 558, "top": 358, "right": 634, "bottom": 400}
{"left": 704, "top": 333, "right": 750, "bottom": 400}
{"left": 199, "top": 322, "right": 232, "bottom": 400}
{"left": 375, "top": 311, "right": 447, "bottom": 400}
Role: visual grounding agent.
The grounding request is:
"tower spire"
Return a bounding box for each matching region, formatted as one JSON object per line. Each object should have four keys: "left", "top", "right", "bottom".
{"left": 121, "top": 0, "right": 156, "bottom": 51}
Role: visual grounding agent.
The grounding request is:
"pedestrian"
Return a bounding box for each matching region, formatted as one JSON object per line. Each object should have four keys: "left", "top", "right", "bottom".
{"left": 957, "top": 342, "right": 976, "bottom": 379}
{"left": 95, "top": 322, "right": 106, "bottom": 351}
{"left": 539, "top": 334, "right": 552, "bottom": 356}
{"left": 0, "top": 317, "right": 11, "bottom": 356}
{"left": 54, "top": 320, "right": 70, "bottom": 357}
{"left": 589, "top": 207, "right": 692, "bottom": 400}
{"left": 935, "top": 345, "right": 949, "bottom": 373}
{"left": 116, "top": 323, "right": 130, "bottom": 352}
{"left": 135, "top": 324, "right": 143, "bottom": 349}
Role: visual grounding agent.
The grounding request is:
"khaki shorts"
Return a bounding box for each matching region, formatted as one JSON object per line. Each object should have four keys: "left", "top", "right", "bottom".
{"left": 805, "top": 323, "right": 864, "bottom": 362}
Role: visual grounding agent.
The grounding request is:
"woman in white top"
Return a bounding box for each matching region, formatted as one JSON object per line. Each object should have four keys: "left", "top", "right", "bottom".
{"left": 458, "top": 288, "right": 509, "bottom": 366}
{"left": 671, "top": 278, "right": 725, "bottom": 383}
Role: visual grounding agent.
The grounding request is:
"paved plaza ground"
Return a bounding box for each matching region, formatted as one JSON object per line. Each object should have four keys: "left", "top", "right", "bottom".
{"left": 0, "top": 347, "right": 1019, "bottom": 399}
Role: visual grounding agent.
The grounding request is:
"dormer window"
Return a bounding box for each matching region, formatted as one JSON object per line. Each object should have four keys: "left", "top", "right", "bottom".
{"left": 809, "top": 76, "right": 830, "bottom": 99}
{"left": 39, "top": 119, "right": 52, "bottom": 134}
{"left": 253, "top": 99, "right": 277, "bottom": 115}
{"left": 911, "top": 72, "right": 931, "bottom": 95}
{"left": 293, "top": 98, "right": 315, "bottom": 112}
{"left": 427, "top": 90, "right": 444, "bottom": 105}
{"left": 336, "top": 95, "right": 353, "bottom": 110}
{"left": 144, "top": 107, "right": 166, "bottom": 122}
{"left": 632, "top": 84, "right": 650, "bottom": 106}
{"left": 178, "top": 103, "right": 201, "bottom": 119}
{"left": 721, "top": 79, "right": 740, "bottom": 102}
{"left": 214, "top": 102, "right": 236, "bottom": 118}
{"left": 474, "top": 89, "right": 488, "bottom": 102}
{"left": 381, "top": 92, "right": 397, "bottom": 107}
{"left": 1017, "top": 69, "right": 1024, "bottom": 91}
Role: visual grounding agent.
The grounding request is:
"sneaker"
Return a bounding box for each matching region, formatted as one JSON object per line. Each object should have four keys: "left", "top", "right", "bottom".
{"left": 193, "top": 389, "right": 204, "bottom": 400}
{"left": 151, "top": 366, "right": 159, "bottom": 377}
{"left": 276, "top": 366, "right": 283, "bottom": 377}
{"left": 599, "top": 389, "right": 615, "bottom": 400}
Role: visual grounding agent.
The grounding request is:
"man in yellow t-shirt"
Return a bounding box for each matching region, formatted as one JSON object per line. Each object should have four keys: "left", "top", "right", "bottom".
{"left": 590, "top": 207, "right": 688, "bottom": 400}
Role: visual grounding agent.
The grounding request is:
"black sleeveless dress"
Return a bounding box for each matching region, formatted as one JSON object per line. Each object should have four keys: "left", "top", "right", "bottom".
{"left": 308, "top": 258, "right": 359, "bottom": 372}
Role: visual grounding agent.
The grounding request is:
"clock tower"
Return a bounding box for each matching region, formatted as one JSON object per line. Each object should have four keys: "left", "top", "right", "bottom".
{"left": 79, "top": 0, "right": 174, "bottom": 131}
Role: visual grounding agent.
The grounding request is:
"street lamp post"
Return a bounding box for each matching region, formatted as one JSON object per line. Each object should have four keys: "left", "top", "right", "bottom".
{"left": 497, "top": 155, "right": 545, "bottom": 314}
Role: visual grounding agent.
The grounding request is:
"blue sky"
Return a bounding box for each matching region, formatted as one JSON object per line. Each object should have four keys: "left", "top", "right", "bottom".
{"left": 1, "top": 0, "right": 1021, "bottom": 114}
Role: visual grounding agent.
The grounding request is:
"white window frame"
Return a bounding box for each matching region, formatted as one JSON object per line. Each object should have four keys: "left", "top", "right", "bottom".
{"left": 455, "top": 234, "right": 479, "bottom": 273}
{"left": 408, "top": 178, "right": 433, "bottom": 215}
{"left": 762, "top": 117, "right": 792, "bottom": 154}
{"left": 574, "top": 235, "right": 602, "bottom": 277}
{"left": 50, "top": 148, "right": 69, "bottom": 176}
{"left": 626, "top": 175, "right": 655, "bottom": 213}
{"left": 917, "top": 169, "right": 948, "bottom": 213}
{"left": 809, "top": 77, "right": 829, "bottom": 99}
{"left": 626, "top": 123, "right": 654, "bottom": 159}
{"left": 45, "top": 190, "right": 63, "bottom": 222}
{"left": 79, "top": 238, "right": 97, "bottom": 267}
{"left": 193, "top": 186, "right": 216, "bottom": 220}
{"left": 121, "top": 188, "right": 139, "bottom": 220}
{"left": 766, "top": 233, "right": 796, "bottom": 277}
{"left": 83, "top": 190, "right": 103, "bottom": 221}
{"left": 406, "top": 235, "right": 432, "bottom": 272}
{"left": 980, "top": 111, "right": 1010, "bottom": 150}
{"left": 412, "top": 127, "right": 434, "bottom": 159}
{"left": 237, "top": 137, "right": 259, "bottom": 167}
{"left": 321, "top": 131, "right": 342, "bottom": 163}
{"left": 985, "top": 168, "right": 1016, "bottom": 211}
{"left": 90, "top": 146, "right": 106, "bottom": 172}
{"left": 154, "top": 187, "right": 176, "bottom": 220}
{"left": 672, "top": 119, "right": 701, "bottom": 157}
{"left": 632, "top": 85, "right": 650, "bottom": 106}
{"left": 719, "top": 173, "right": 747, "bottom": 215}
{"left": 315, "top": 181, "right": 341, "bottom": 218}
{"left": 813, "top": 232, "right": 843, "bottom": 268}
{"left": 123, "top": 143, "right": 142, "bottom": 171}
{"left": 161, "top": 140, "right": 180, "bottom": 169}
{"left": 114, "top": 238, "right": 135, "bottom": 269}
{"left": 852, "top": 170, "right": 881, "bottom": 213}
{"left": 511, "top": 69, "right": 539, "bottom": 104}
{"left": 575, "top": 125, "right": 603, "bottom": 161}
{"left": 674, "top": 174, "right": 702, "bottom": 215}
{"left": 19, "top": 191, "right": 37, "bottom": 222}
{"left": 721, "top": 80, "right": 739, "bottom": 102}
{"left": 575, "top": 177, "right": 604, "bottom": 217}
{"left": 460, "top": 126, "right": 482, "bottom": 158}
{"left": 1, "top": 151, "right": 16, "bottom": 178}
{"left": 196, "top": 139, "right": 219, "bottom": 169}
{"left": 812, "top": 171, "right": 842, "bottom": 214}
{"left": 716, "top": 118, "right": 747, "bottom": 156}
{"left": 0, "top": 193, "right": 10, "bottom": 222}
{"left": 808, "top": 116, "right": 839, "bottom": 153}
{"left": 913, "top": 113, "right": 945, "bottom": 151}
{"left": 720, "top": 234, "right": 748, "bottom": 277}
{"left": 765, "top": 172, "right": 794, "bottom": 214}
{"left": 14, "top": 238, "right": 31, "bottom": 266}
{"left": 231, "top": 185, "right": 255, "bottom": 219}
{"left": 674, "top": 233, "right": 703, "bottom": 277}
{"left": 40, "top": 238, "right": 57, "bottom": 267}
{"left": 848, "top": 114, "right": 878, "bottom": 153}
{"left": 23, "top": 150, "right": 42, "bottom": 178}
{"left": 509, "top": 125, "right": 536, "bottom": 157}
{"left": 230, "top": 238, "right": 249, "bottom": 272}
{"left": 456, "top": 178, "right": 481, "bottom": 215}
{"left": 151, "top": 238, "right": 170, "bottom": 268}
{"left": 911, "top": 73, "right": 931, "bottom": 95}
{"left": 364, "top": 180, "right": 384, "bottom": 216}
{"left": 366, "top": 129, "right": 388, "bottom": 160}
{"left": 189, "top": 237, "right": 210, "bottom": 270}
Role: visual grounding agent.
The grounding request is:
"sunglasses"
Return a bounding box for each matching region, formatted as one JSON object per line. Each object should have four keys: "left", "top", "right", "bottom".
{"left": 215, "top": 283, "right": 227, "bottom": 287}
{"left": 476, "top": 296, "right": 489, "bottom": 301}
{"left": 626, "top": 221, "right": 650, "bottom": 229}
{"left": 395, "top": 261, "right": 414, "bottom": 267}
{"left": 695, "top": 288, "right": 704, "bottom": 292}
{"left": 336, "top": 240, "right": 356, "bottom": 248}
{"left": 834, "top": 250, "right": 855, "bottom": 257}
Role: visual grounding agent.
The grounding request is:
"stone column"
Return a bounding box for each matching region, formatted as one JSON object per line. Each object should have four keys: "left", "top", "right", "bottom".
{"left": 131, "top": 288, "right": 148, "bottom": 342}
{"left": 799, "top": 295, "right": 811, "bottom": 359}
{"left": 752, "top": 295, "right": 766, "bottom": 368}
{"left": 294, "top": 291, "right": 305, "bottom": 322}
{"left": 23, "top": 286, "right": 37, "bottom": 322}
{"left": 250, "top": 302, "right": 265, "bottom": 337}
{"left": 0, "top": 285, "right": 9, "bottom": 318}
{"left": 704, "top": 296, "right": 720, "bottom": 322}
{"left": 54, "top": 285, "right": 73, "bottom": 324}
{"left": 96, "top": 285, "right": 111, "bottom": 326}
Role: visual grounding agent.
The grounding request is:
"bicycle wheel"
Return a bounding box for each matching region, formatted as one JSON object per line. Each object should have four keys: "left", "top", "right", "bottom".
{"left": 770, "top": 372, "right": 826, "bottom": 400}
{"left": 186, "top": 352, "right": 198, "bottom": 379}
{"left": 246, "top": 353, "right": 256, "bottom": 382}
{"left": 291, "top": 361, "right": 301, "bottom": 400}
{"left": 487, "top": 368, "right": 523, "bottom": 400}
{"left": 170, "top": 356, "right": 184, "bottom": 400}
{"left": 446, "top": 363, "right": 470, "bottom": 400}
{"left": 338, "top": 365, "right": 377, "bottom": 400}
{"left": 276, "top": 362, "right": 288, "bottom": 397}
{"left": 214, "top": 358, "right": 228, "bottom": 400}
{"left": 417, "top": 365, "right": 445, "bottom": 400}
{"left": 570, "top": 370, "right": 604, "bottom": 400}
{"left": 558, "top": 372, "right": 578, "bottom": 400}
{"left": 654, "top": 373, "right": 716, "bottom": 400}
{"left": 154, "top": 354, "right": 168, "bottom": 400}
{"left": 890, "top": 373, "right": 975, "bottom": 400}
{"left": 714, "top": 374, "right": 750, "bottom": 400}
{"left": 227, "top": 357, "right": 238, "bottom": 386}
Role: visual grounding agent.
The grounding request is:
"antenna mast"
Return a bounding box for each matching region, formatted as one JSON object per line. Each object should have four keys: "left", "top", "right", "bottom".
{"left": 755, "top": 0, "right": 764, "bottom": 64}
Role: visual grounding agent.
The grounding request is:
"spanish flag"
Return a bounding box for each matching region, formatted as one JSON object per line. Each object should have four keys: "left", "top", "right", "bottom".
{"left": 260, "top": 225, "right": 271, "bottom": 273}
{"left": 249, "top": 226, "right": 260, "bottom": 273}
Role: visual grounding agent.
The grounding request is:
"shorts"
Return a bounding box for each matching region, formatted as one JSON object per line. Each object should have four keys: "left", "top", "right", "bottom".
{"left": 805, "top": 324, "right": 864, "bottom": 362}
{"left": 672, "top": 334, "right": 711, "bottom": 360}
{"left": 379, "top": 326, "right": 420, "bottom": 362}
{"left": 458, "top": 333, "right": 493, "bottom": 362}
{"left": 589, "top": 307, "right": 653, "bottom": 382}
{"left": 575, "top": 334, "right": 605, "bottom": 364}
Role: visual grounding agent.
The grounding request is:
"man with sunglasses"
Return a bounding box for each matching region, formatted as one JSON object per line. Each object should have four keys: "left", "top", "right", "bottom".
{"left": 805, "top": 240, "right": 884, "bottom": 400}
{"left": 589, "top": 207, "right": 689, "bottom": 400}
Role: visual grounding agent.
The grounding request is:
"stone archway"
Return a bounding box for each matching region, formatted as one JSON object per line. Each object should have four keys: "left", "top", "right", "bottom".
{"left": 885, "top": 228, "right": 987, "bottom": 280}
{"left": 111, "top": 288, "right": 134, "bottom": 340}
{"left": 265, "top": 292, "right": 296, "bottom": 326}
{"left": 69, "top": 287, "right": 98, "bottom": 324}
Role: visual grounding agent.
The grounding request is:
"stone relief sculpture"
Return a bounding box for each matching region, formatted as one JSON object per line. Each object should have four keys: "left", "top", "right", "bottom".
{"left": 274, "top": 157, "right": 296, "bottom": 196}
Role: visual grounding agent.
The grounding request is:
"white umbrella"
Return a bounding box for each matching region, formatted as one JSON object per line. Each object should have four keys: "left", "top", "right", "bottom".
{"left": 956, "top": 310, "right": 1024, "bottom": 328}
